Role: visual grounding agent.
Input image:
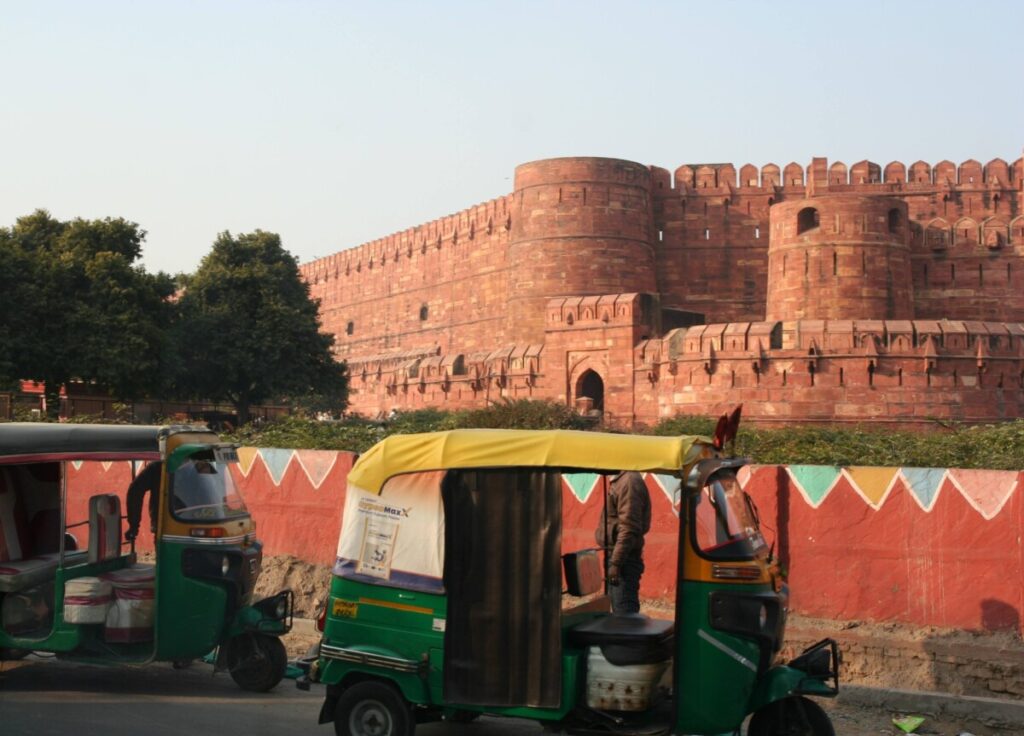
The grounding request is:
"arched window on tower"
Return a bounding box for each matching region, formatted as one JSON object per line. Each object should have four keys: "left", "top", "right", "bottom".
{"left": 419, "top": 304, "right": 429, "bottom": 321}
{"left": 346, "top": 321, "right": 354, "bottom": 336}
{"left": 888, "top": 208, "right": 902, "bottom": 234}
{"left": 797, "top": 207, "right": 819, "bottom": 234}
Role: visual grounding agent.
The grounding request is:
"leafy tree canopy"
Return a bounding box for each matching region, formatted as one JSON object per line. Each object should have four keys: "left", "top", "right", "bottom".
{"left": 171, "top": 230, "right": 348, "bottom": 424}
{"left": 0, "top": 210, "right": 175, "bottom": 414}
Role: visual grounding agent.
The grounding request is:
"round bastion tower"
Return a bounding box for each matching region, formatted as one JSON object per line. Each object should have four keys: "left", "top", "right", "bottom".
{"left": 506, "top": 157, "right": 658, "bottom": 343}
{"left": 766, "top": 196, "right": 914, "bottom": 321}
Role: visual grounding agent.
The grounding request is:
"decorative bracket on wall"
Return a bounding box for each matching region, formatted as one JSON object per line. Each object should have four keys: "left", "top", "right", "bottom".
{"left": 703, "top": 341, "right": 715, "bottom": 375}
{"left": 976, "top": 340, "right": 989, "bottom": 372}
{"left": 807, "top": 339, "right": 821, "bottom": 373}
{"left": 920, "top": 335, "right": 939, "bottom": 373}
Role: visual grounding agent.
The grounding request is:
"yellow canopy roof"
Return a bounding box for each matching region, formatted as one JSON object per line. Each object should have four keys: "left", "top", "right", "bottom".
{"left": 348, "top": 428, "right": 713, "bottom": 494}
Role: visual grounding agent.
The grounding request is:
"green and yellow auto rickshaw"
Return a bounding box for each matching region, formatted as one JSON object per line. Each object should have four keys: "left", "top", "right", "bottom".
{"left": 0, "top": 423, "right": 292, "bottom": 691}
{"left": 302, "top": 420, "right": 839, "bottom": 735}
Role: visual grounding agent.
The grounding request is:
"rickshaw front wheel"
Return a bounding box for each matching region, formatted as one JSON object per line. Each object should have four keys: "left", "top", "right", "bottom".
{"left": 747, "top": 695, "right": 835, "bottom": 736}
{"left": 225, "top": 633, "right": 288, "bottom": 692}
{"left": 334, "top": 680, "right": 414, "bottom": 736}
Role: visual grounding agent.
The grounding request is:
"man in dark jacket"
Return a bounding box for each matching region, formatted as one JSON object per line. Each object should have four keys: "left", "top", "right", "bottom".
{"left": 596, "top": 471, "right": 651, "bottom": 614}
{"left": 125, "top": 461, "right": 162, "bottom": 542}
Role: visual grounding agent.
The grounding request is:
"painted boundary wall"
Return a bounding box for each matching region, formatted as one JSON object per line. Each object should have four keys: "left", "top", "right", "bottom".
{"left": 66, "top": 450, "right": 1022, "bottom": 635}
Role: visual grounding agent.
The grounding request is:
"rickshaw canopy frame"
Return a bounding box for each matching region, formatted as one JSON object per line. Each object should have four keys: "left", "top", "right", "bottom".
{"left": 348, "top": 429, "right": 714, "bottom": 494}
{"left": 0, "top": 423, "right": 215, "bottom": 465}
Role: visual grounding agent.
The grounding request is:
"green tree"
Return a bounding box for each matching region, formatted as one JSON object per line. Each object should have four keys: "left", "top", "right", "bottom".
{"left": 0, "top": 229, "right": 34, "bottom": 389}
{"left": 171, "top": 230, "right": 348, "bottom": 425}
{"left": 1, "top": 210, "right": 175, "bottom": 416}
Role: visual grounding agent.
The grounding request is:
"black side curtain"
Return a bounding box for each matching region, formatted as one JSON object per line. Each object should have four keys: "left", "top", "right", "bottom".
{"left": 442, "top": 469, "right": 562, "bottom": 708}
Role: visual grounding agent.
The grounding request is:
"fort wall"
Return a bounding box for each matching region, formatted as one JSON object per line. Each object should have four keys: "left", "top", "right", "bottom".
{"left": 302, "top": 194, "right": 516, "bottom": 363}
{"left": 301, "top": 153, "right": 1024, "bottom": 424}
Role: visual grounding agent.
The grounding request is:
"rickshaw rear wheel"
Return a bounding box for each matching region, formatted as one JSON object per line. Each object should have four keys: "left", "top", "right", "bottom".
{"left": 747, "top": 696, "right": 835, "bottom": 736}
{"left": 225, "top": 633, "right": 288, "bottom": 692}
{"left": 334, "top": 680, "right": 414, "bottom": 736}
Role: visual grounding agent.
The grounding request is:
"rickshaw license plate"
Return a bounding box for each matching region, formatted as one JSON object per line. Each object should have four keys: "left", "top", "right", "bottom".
{"left": 332, "top": 599, "right": 359, "bottom": 618}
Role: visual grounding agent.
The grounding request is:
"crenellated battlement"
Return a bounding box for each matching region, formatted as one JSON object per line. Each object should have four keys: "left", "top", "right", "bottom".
{"left": 545, "top": 294, "right": 648, "bottom": 330}
{"left": 664, "top": 319, "right": 1024, "bottom": 358}
{"left": 300, "top": 193, "right": 513, "bottom": 285}
{"left": 666, "top": 156, "right": 1023, "bottom": 194}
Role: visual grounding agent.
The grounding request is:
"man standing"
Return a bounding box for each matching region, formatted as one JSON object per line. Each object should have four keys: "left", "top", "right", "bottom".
{"left": 125, "top": 461, "right": 162, "bottom": 542}
{"left": 596, "top": 471, "right": 651, "bottom": 614}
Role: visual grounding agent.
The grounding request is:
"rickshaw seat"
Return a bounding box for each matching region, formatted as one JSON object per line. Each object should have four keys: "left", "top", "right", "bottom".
{"left": 568, "top": 613, "right": 674, "bottom": 647}
{"left": 568, "top": 614, "right": 674, "bottom": 666}
{"left": 0, "top": 553, "right": 86, "bottom": 593}
{"left": 88, "top": 494, "right": 122, "bottom": 564}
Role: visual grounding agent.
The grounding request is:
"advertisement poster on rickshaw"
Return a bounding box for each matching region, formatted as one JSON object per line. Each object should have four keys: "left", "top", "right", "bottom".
{"left": 355, "top": 507, "right": 400, "bottom": 579}
{"left": 336, "top": 471, "right": 446, "bottom": 592}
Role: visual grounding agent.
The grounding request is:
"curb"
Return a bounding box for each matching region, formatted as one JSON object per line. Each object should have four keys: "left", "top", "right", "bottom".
{"left": 839, "top": 685, "right": 1024, "bottom": 729}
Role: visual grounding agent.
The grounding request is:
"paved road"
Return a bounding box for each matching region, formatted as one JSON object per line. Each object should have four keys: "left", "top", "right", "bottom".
{"left": 0, "top": 656, "right": 541, "bottom": 736}
{"left": 1, "top": 655, "right": 1013, "bottom": 736}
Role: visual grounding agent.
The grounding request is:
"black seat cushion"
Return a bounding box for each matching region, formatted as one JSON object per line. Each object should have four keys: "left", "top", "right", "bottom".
{"left": 569, "top": 614, "right": 675, "bottom": 666}
{"left": 568, "top": 613, "right": 673, "bottom": 647}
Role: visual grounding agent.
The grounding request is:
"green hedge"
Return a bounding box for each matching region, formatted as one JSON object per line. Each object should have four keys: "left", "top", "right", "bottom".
{"left": 223, "top": 401, "right": 1024, "bottom": 470}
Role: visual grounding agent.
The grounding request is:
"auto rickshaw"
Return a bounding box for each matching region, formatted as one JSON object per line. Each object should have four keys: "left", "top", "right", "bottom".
{"left": 0, "top": 423, "right": 292, "bottom": 691}
{"left": 301, "top": 417, "right": 839, "bottom": 735}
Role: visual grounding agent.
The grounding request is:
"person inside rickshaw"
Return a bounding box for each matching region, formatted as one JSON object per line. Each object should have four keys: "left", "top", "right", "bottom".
{"left": 125, "top": 460, "right": 162, "bottom": 542}
{"left": 168, "top": 455, "right": 248, "bottom": 522}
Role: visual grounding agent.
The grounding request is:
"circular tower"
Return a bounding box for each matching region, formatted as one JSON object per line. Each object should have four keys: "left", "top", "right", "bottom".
{"left": 506, "top": 157, "right": 657, "bottom": 342}
{"left": 766, "top": 196, "right": 913, "bottom": 321}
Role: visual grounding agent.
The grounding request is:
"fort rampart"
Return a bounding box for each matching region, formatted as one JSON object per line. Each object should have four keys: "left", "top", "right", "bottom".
{"left": 302, "top": 154, "right": 1024, "bottom": 425}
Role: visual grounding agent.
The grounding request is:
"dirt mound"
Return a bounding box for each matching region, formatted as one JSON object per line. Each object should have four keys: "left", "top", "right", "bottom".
{"left": 256, "top": 556, "right": 332, "bottom": 618}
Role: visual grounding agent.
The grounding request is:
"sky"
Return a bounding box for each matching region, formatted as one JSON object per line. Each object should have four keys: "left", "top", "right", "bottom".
{"left": 1, "top": 0, "right": 1021, "bottom": 275}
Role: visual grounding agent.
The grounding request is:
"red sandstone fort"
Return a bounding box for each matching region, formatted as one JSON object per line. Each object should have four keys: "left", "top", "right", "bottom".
{"left": 301, "top": 155, "right": 1024, "bottom": 426}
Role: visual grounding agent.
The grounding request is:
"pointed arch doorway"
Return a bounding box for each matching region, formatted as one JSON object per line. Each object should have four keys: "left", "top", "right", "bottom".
{"left": 575, "top": 370, "right": 604, "bottom": 413}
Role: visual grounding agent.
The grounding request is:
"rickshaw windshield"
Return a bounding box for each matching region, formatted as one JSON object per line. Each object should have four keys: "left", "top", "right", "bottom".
{"left": 169, "top": 449, "right": 248, "bottom": 523}
{"left": 694, "top": 472, "right": 766, "bottom": 560}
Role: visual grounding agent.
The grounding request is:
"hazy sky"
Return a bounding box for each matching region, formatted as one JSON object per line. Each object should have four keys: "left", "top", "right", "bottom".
{"left": 2, "top": 1, "right": 1021, "bottom": 275}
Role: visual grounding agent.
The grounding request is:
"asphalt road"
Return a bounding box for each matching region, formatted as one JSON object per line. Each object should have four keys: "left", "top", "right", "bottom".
{"left": 2, "top": 655, "right": 1014, "bottom": 736}
{"left": 0, "top": 656, "right": 542, "bottom": 736}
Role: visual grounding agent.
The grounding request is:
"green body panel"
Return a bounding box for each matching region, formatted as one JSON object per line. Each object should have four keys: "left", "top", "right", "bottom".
{"left": 225, "top": 604, "right": 290, "bottom": 637}
{"left": 0, "top": 556, "right": 139, "bottom": 656}
{"left": 320, "top": 659, "right": 432, "bottom": 704}
{"left": 321, "top": 576, "right": 447, "bottom": 703}
{"left": 674, "top": 581, "right": 768, "bottom": 734}
{"left": 320, "top": 575, "right": 584, "bottom": 720}
{"left": 430, "top": 648, "right": 581, "bottom": 721}
{"left": 154, "top": 541, "right": 232, "bottom": 660}
{"left": 0, "top": 543, "right": 279, "bottom": 663}
{"left": 748, "top": 664, "right": 835, "bottom": 710}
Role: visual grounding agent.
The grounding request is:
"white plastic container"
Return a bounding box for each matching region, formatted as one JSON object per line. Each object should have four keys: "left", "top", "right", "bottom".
{"left": 63, "top": 577, "right": 113, "bottom": 624}
{"left": 102, "top": 565, "right": 156, "bottom": 643}
{"left": 585, "top": 646, "right": 670, "bottom": 712}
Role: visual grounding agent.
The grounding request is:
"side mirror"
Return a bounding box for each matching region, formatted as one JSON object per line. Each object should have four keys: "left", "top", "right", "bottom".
{"left": 64, "top": 532, "right": 79, "bottom": 552}
{"left": 564, "top": 549, "right": 603, "bottom": 597}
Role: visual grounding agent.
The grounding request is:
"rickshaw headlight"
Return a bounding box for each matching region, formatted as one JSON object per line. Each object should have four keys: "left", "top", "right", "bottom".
{"left": 758, "top": 603, "right": 769, "bottom": 630}
{"left": 274, "top": 598, "right": 288, "bottom": 619}
{"left": 221, "top": 555, "right": 231, "bottom": 576}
